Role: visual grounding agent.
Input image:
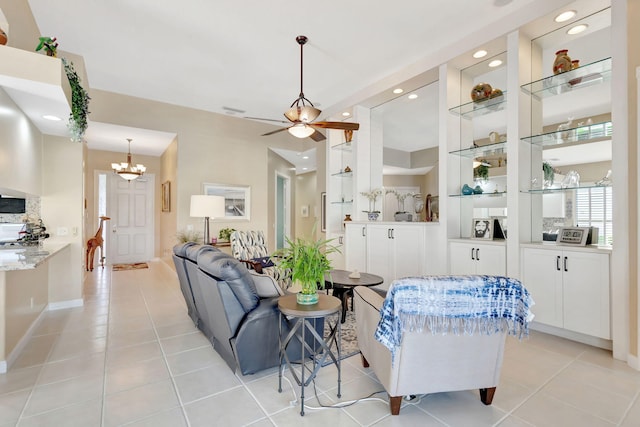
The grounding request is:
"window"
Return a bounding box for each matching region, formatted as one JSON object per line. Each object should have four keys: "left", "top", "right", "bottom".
{"left": 575, "top": 186, "right": 612, "bottom": 245}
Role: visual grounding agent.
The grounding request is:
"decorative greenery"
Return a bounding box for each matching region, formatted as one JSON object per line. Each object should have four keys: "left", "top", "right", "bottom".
{"left": 543, "top": 161, "right": 555, "bottom": 183}
{"left": 219, "top": 227, "right": 235, "bottom": 241}
{"left": 386, "top": 189, "right": 416, "bottom": 213}
{"left": 474, "top": 164, "right": 489, "bottom": 181}
{"left": 35, "top": 36, "right": 58, "bottom": 57}
{"left": 273, "top": 233, "right": 340, "bottom": 296}
{"left": 62, "top": 58, "right": 91, "bottom": 142}
{"left": 176, "top": 229, "right": 202, "bottom": 244}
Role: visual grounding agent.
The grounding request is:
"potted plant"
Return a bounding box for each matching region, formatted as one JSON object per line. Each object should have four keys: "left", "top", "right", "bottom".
{"left": 274, "top": 234, "right": 340, "bottom": 305}
{"left": 543, "top": 161, "right": 555, "bottom": 187}
{"left": 361, "top": 188, "right": 383, "bottom": 221}
{"left": 176, "top": 229, "right": 202, "bottom": 244}
{"left": 35, "top": 36, "right": 58, "bottom": 57}
{"left": 474, "top": 164, "right": 489, "bottom": 181}
{"left": 219, "top": 227, "right": 235, "bottom": 242}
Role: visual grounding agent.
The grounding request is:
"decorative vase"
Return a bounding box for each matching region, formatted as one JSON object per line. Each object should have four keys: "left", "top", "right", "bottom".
{"left": 296, "top": 284, "right": 319, "bottom": 305}
{"left": 471, "top": 83, "right": 492, "bottom": 102}
{"left": 553, "top": 49, "right": 572, "bottom": 75}
{"left": 571, "top": 59, "right": 580, "bottom": 70}
{"left": 343, "top": 214, "right": 352, "bottom": 226}
{"left": 344, "top": 129, "right": 353, "bottom": 142}
{"left": 473, "top": 185, "right": 484, "bottom": 194}
{"left": 0, "top": 28, "right": 7, "bottom": 46}
{"left": 367, "top": 211, "right": 379, "bottom": 221}
{"left": 461, "top": 184, "right": 474, "bottom": 195}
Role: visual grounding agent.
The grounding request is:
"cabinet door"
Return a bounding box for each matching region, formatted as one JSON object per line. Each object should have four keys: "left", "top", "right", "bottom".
{"left": 521, "top": 248, "right": 563, "bottom": 328}
{"left": 392, "top": 225, "right": 426, "bottom": 280}
{"left": 327, "top": 232, "right": 345, "bottom": 270}
{"left": 474, "top": 243, "right": 506, "bottom": 276}
{"left": 344, "top": 223, "right": 367, "bottom": 273}
{"left": 562, "top": 250, "right": 610, "bottom": 339}
{"left": 449, "top": 242, "right": 476, "bottom": 275}
{"left": 366, "top": 225, "right": 393, "bottom": 287}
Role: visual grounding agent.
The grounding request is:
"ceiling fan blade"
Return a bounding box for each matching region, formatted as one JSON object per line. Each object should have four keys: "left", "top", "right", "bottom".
{"left": 309, "top": 130, "right": 326, "bottom": 142}
{"left": 262, "top": 127, "right": 290, "bottom": 136}
{"left": 245, "top": 117, "right": 290, "bottom": 124}
{"left": 310, "top": 121, "right": 360, "bottom": 131}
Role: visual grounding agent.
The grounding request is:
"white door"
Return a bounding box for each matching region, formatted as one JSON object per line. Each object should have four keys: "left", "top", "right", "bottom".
{"left": 275, "top": 173, "right": 290, "bottom": 251}
{"left": 109, "top": 174, "right": 155, "bottom": 264}
{"left": 344, "top": 223, "right": 367, "bottom": 273}
{"left": 366, "top": 224, "right": 393, "bottom": 287}
{"left": 474, "top": 243, "right": 506, "bottom": 276}
{"left": 449, "top": 242, "right": 475, "bottom": 275}
{"left": 521, "top": 248, "right": 563, "bottom": 328}
{"left": 393, "top": 224, "right": 426, "bottom": 279}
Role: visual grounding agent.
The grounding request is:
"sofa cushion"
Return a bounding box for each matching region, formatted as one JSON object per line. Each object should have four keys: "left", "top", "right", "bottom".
{"left": 185, "top": 244, "right": 219, "bottom": 263}
{"left": 197, "top": 251, "right": 260, "bottom": 313}
{"left": 173, "top": 242, "right": 197, "bottom": 258}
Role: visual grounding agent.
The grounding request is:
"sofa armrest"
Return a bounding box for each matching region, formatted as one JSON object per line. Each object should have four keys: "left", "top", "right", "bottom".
{"left": 249, "top": 271, "right": 284, "bottom": 297}
{"left": 239, "top": 259, "right": 263, "bottom": 274}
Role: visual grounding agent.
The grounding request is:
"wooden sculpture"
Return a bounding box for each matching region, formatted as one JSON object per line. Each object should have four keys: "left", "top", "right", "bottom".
{"left": 86, "top": 216, "right": 110, "bottom": 271}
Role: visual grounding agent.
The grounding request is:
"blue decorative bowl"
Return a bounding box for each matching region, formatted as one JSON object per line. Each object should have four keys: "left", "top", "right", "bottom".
{"left": 461, "top": 184, "right": 474, "bottom": 195}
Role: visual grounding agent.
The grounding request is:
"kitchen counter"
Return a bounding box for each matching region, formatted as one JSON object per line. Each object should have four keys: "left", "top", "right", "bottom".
{"left": 0, "top": 243, "right": 70, "bottom": 271}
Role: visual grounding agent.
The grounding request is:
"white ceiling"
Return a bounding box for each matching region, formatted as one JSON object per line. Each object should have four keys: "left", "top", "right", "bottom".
{"left": 20, "top": 0, "right": 611, "bottom": 171}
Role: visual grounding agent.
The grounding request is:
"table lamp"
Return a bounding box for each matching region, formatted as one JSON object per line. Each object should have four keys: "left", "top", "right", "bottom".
{"left": 190, "top": 195, "right": 225, "bottom": 244}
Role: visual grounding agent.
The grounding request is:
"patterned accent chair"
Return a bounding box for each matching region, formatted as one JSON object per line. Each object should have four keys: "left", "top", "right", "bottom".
{"left": 230, "top": 230, "right": 290, "bottom": 289}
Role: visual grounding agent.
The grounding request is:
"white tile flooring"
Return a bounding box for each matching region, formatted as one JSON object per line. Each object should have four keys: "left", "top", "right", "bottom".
{"left": 1, "top": 260, "right": 640, "bottom": 426}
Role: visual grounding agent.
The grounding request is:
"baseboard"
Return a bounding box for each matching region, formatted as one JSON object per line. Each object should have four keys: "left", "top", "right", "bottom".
{"left": 1, "top": 307, "right": 49, "bottom": 373}
{"left": 47, "top": 299, "right": 84, "bottom": 311}
{"left": 627, "top": 354, "right": 640, "bottom": 371}
{"left": 530, "top": 322, "right": 612, "bottom": 350}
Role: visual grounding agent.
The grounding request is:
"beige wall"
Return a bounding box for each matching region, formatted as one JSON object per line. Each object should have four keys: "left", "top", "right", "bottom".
{"left": 0, "top": 88, "right": 42, "bottom": 196}
{"left": 0, "top": 0, "right": 40, "bottom": 50}
{"left": 295, "top": 172, "right": 317, "bottom": 239}
{"left": 160, "top": 138, "right": 178, "bottom": 263}
{"left": 41, "top": 136, "right": 84, "bottom": 302}
{"left": 88, "top": 89, "right": 314, "bottom": 257}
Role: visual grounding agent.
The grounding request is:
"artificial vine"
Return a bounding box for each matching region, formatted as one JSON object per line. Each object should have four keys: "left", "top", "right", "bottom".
{"left": 61, "top": 58, "right": 90, "bottom": 142}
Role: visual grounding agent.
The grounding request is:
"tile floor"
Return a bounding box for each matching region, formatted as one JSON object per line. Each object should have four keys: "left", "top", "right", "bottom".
{"left": 1, "top": 259, "right": 640, "bottom": 426}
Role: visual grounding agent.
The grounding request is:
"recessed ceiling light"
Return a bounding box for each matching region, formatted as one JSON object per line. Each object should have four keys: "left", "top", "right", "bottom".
{"left": 342, "top": 111, "right": 351, "bottom": 117}
{"left": 555, "top": 10, "right": 576, "bottom": 23}
{"left": 473, "top": 50, "right": 488, "bottom": 59}
{"left": 302, "top": 156, "right": 309, "bottom": 159}
{"left": 408, "top": 94, "right": 418, "bottom": 100}
{"left": 393, "top": 88, "right": 403, "bottom": 94}
{"left": 302, "top": 167, "right": 308, "bottom": 170}
{"left": 567, "top": 24, "right": 588, "bottom": 35}
{"left": 43, "top": 115, "right": 62, "bottom": 121}
{"left": 488, "top": 60, "right": 503, "bottom": 68}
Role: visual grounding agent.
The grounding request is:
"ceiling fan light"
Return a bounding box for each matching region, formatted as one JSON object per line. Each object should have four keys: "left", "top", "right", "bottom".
{"left": 288, "top": 124, "right": 315, "bottom": 138}
{"left": 285, "top": 105, "right": 321, "bottom": 123}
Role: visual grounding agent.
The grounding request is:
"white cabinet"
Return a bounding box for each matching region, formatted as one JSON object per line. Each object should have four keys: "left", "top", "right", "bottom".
{"left": 366, "top": 224, "right": 426, "bottom": 288}
{"left": 344, "top": 223, "right": 367, "bottom": 273}
{"left": 449, "top": 241, "right": 506, "bottom": 276}
{"left": 521, "top": 246, "right": 610, "bottom": 339}
{"left": 344, "top": 222, "right": 434, "bottom": 289}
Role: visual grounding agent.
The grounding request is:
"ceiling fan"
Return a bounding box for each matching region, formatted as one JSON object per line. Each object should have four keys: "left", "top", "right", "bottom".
{"left": 248, "top": 35, "right": 360, "bottom": 142}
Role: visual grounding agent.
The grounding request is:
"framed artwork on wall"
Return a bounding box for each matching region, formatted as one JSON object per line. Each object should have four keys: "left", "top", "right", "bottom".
{"left": 161, "top": 181, "right": 171, "bottom": 212}
{"left": 203, "top": 183, "right": 251, "bottom": 221}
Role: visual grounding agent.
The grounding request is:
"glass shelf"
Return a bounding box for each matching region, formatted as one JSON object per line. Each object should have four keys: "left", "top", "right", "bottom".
{"left": 449, "top": 141, "right": 507, "bottom": 158}
{"left": 449, "top": 92, "right": 508, "bottom": 119}
{"left": 331, "top": 141, "right": 353, "bottom": 152}
{"left": 331, "top": 200, "right": 353, "bottom": 205}
{"left": 331, "top": 171, "right": 353, "bottom": 177}
{"left": 521, "top": 121, "right": 612, "bottom": 147}
{"left": 525, "top": 184, "right": 611, "bottom": 194}
{"left": 448, "top": 191, "right": 507, "bottom": 198}
{"left": 520, "top": 57, "right": 611, "bottom": 99}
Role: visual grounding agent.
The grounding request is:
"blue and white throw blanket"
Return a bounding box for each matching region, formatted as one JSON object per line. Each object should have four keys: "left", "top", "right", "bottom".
{"left": 374, "top": 275, "right": 534, "bottom": 360}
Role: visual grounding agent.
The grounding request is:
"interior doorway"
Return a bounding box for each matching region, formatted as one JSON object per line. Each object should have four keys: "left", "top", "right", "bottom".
{"left": 275, "top": 173, "right": 291, "bottom": 250}
{"left": 96, "top": 172, "right": 155, "bottom": 265}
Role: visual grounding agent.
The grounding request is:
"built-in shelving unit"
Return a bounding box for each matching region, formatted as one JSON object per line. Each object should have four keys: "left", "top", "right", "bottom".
{"left": 449, "top": 141, "right": 508, "bottom": 158}
{"left": 521, "top": 121, "right": 612, "bottom": 147}
{"left": 448, "top": 92, "right": 508, "bottom": 118}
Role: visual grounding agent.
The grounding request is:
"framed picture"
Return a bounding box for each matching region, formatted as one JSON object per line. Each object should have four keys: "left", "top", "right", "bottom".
{"left": 203, "top": 183, "right": 251, "bottom": 221}
{"left": 161, "top": 181, "right": 171, "bottom": 212}
{"left": 471, "top": 218, "right": 493, "bottom": 240}
{"left": 321, "top": 192, "right": 327, "bottom": 232}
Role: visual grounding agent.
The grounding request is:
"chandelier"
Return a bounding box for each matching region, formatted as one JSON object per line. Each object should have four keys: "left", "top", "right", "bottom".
{"left": 111, "top": 138, "right": 146, "bottom": 181}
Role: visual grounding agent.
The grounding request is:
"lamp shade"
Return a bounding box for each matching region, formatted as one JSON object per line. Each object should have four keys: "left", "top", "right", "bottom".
{"left": 190, "top": 195, "right": 225, "bottom": 218}
{"left": 288, "top": 123, "right": 316, "bottom": 138}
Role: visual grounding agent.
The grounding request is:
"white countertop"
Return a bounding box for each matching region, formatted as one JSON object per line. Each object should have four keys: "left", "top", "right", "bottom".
{"left": 0, "top": 243, "right": 70, "bottom": 271}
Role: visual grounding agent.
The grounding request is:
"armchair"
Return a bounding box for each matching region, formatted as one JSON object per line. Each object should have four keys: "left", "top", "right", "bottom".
{"left": 230, "top": 230, "right": 290, "bottom": 288}
{"left": 353, "top": 275, "right": 533, "bottom": 415}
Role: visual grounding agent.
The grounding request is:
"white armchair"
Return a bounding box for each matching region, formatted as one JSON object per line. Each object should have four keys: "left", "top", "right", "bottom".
{"left": 353, "top": 276, "right": 532, "bottom": 415}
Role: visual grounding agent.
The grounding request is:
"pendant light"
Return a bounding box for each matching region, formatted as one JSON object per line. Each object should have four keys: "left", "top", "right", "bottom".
{"left": 112, "top": 138, "right": 146, "bottom": 181}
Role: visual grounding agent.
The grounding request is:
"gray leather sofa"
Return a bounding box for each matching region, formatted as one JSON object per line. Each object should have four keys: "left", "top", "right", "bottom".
{"left": 173, "top": 243, "right": 321, "bottom": 375}
{"left": 172, "top": 242, "right": 200, "bottom": 327}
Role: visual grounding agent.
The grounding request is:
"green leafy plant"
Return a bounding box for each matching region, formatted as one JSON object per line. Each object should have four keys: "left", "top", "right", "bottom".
{"left": 219, "top": 227, "right": 235, "bottom": 241}
{"left": 62, "top": 58, "right": 90, "bottom": 142}
{"left": 35, "top": 36, "right": 58, "bottom": 56}
{"left": 474, "top": 164, "right": 489, "bottom": 181}
{"left": 273, "top": 234, "right": 340, "bottom": 296}
{"left": 543, "top": 161, "right": 555, "bottom": 183}
{"left": 176, "top": 229, "right": 202, "bottom": 244}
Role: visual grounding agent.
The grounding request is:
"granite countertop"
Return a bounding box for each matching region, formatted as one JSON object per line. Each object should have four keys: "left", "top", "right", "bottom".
{"left": 0, "top": 242, "right": 70, "bottom": 271}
